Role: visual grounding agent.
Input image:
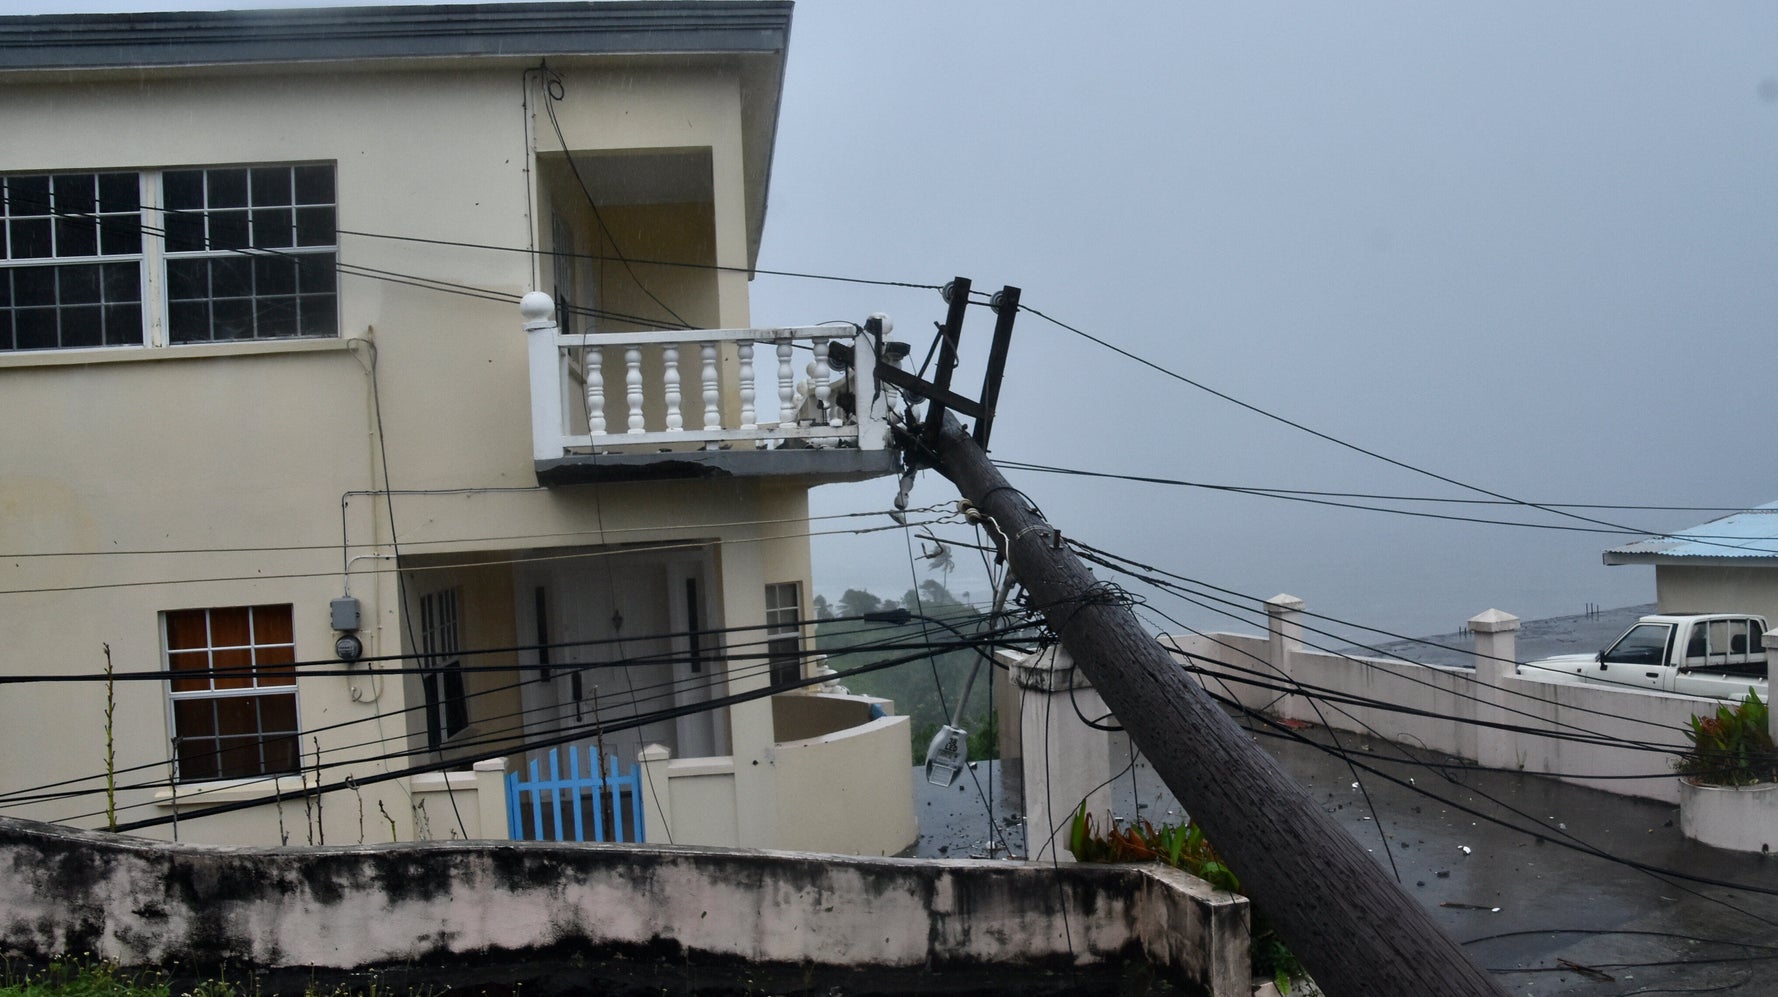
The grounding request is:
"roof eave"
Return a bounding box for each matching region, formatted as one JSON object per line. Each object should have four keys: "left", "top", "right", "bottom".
{"left": 0, "top": 1, "right": 791, "bottom": 270}
{"left": 1604, "top": 551, "right": 1778, "bottom": 568}
{"left": 0, "top": 2, "right": 794, "bottom": 73}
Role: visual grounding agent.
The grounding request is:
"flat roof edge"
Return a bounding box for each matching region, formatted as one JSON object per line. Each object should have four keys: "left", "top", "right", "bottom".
{"left": 0, "top": 2, "right": 793, "bottom": 72}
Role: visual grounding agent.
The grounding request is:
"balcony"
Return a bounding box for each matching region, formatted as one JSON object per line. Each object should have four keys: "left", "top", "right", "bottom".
{"left": 521, "top": 293, "right": 901, "bottom": 485}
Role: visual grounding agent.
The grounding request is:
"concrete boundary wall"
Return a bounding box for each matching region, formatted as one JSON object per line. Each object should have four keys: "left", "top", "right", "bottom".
{"left": 1165, "top": 618, "right": 1703, "bottom": 804}
{"left": 0, "top": 816, "right": 1251, "bottom": 997}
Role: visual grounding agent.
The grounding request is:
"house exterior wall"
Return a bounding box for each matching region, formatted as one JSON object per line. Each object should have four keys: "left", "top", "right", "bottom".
{"left": 1654, "top": 564, "right": 1778, "bottom": 628}
{"left": 0, "top": 35, "right": 857, "bottom": 851}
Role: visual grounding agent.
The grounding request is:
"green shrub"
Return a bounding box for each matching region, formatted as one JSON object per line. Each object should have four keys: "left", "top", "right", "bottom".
{"left": 1676, "top": 689, "right": 1778, "bottom": 787}
{"left": 1067, "top": 803, "right": 1305, "bottom": 993}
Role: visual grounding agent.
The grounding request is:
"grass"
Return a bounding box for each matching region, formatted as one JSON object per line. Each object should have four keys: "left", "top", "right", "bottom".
{"left": 1, "top": 959, "right": 168, "bottom": 997}
{"left": 0, "top": 960, "right": 431, "bottom": 997}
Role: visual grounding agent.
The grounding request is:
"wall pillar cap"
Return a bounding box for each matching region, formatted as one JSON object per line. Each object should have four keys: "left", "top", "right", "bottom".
{"left": 639, "top": 743, "right": 672, "bottom": 762}
{"left": 520, "top": 290, "right": 556, "bottom": 331}
{"left": 471, "top": 758, "right": 507, "bottom": 773}
{"left": 1468, "top": 608, "right": 1520, "bottom": 633}
{"left": 1011, "top": 646, "right": 1091, "bottom": 693}
{"left": 1265, "top": 594, "right": 1306, "bottom": 612}
{"left": 1763, "top": 629, "right": 1778, "bottom": 652}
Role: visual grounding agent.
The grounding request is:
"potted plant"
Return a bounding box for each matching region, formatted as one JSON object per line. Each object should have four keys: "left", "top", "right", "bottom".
{"left": 1675, "top": 689, "right": 1778, "bottom": 852}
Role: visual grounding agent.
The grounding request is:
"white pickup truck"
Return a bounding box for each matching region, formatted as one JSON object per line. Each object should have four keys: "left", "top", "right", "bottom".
{"left": 1518, "top": 613, "right": 1769, "bottom": 700}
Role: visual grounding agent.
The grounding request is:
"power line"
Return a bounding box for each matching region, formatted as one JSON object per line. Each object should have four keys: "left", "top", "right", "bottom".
{"left": 996, "top": 459, "right": 1756, "bottom": 538}
{"left": 1016, "top": 303, "right": 1766, "bottom": 556}
{"left": 1, "top": 188, "right": 696, "bottom": 334}
{"left": 3, "top": 505, "right": 940, "bottom": 560}
{"left": 3, "top": 181, "right": 944, "bottom": 305}
{"left": 0, "top": 616, "right": 1036, "bottom": 816}
{"left": 1074, "top": 539, "right": 1692, "bottom": 740}
{"left": 0, "top": 516, "right": 944, "bottom": 597}
{"left": 96, "top": 627, "right": 1024, "bottom": 834}
{"left": 1208, "top": 692, "right": 1778, "bottom": 901}
{"left": 1126, "top": 593, "right": 1688, "bottom": 787}
{"left": 993, "top": 464, "right": 1754, "bottom": 514}
{"left": 1115, "top": 582, "right": 1778, "bottom": 925}
{"left": 338, "top": 224, "right": 945, "bottom": 292}
{"left": 536, "top": 65, "right": 689, "bottom": 331}
{"left": 8, "top": 620, "right": 1013, "bottom": 819}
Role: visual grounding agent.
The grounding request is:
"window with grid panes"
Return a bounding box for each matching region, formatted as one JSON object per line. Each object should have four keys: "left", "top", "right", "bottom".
{"left": 0, "top": 172, "right": 143, "bottom": 350}
{"left": 163, "top": 604, "right": 301, "bottom": 783}
{"left": 163, "top": 165, "right": 337, "bottom": 342}
{"left": 0, "top": 164, "right": 337, "bottom": 352}
{"left": 765, "top": 582, "right": 802, "bottom": 688}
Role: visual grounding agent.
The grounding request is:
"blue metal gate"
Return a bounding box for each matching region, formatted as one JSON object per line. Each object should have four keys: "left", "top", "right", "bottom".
{"left": 506, "top": 747, "right": 645, "bottom": 843}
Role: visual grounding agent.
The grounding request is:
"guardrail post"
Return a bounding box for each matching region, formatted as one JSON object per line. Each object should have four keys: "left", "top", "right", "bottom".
{"left": 1014, "top": 646, "right": 1113, "bottom": 863}
{"left": 520, "top": 292, "right": 561, "bottom": 462}
{"left": 1471, "top": 608, "right": 1521, "bottom": 772}
{"left": 1264, "top": 594, "right": 1306, "bottom": 719}
{"left": 1469, "top": 608, "right": 1519, "bottom": 684}
{"left": 639, "top": 743, "right": 673, "bottom": 844}
{"left": 473, "top": 758, "right": 511, "bottom": 840}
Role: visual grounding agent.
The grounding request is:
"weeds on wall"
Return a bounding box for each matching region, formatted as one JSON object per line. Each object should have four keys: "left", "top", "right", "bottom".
{"left": 102, "top": 644, "right": 117, "bottom": 833}
{"left": 377, "top": 801, "right": 399, "bottom": 843}
{"left": 1067, "top": 802, "right": 1307, "bottom": 995}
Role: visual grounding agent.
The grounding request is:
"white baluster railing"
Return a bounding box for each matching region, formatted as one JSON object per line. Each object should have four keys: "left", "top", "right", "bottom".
{"left": 811, "top": 337, "right": 833, "bottom": 428}
{"left": 701, "top": 342, "right": 721, "bottom": 435}
{"left": 777, "top": 342, "right": 796, "bottom": 426}
{"left": 624, "top": 348, "right": 646, "bottom": 434}
{"left": 737, "top": 341, "right": 757, "bottom": 431}
{"left": 522, "top": 293, "right": 886, "bottom": 461}
{"left": 662, "top": 345, "right": 683, "bottom": 433}
{"left": 583, "top": 345, "right": 605, "bottom": 437}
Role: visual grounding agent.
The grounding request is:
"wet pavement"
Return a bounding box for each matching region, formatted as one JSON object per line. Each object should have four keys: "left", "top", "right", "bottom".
{"left": 1240, "top": 728, "right": 1778, "bottom": 995}
{"left": 910, "top": 760, "right": 1026, "bottom": 862}
{"left": 910, "top": 605, "right": 1778, "bottom": 995}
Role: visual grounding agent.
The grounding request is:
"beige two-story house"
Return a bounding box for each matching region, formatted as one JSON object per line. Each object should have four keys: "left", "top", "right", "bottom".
{"left": 0, "top": 1, "right": 915, "bottom": 855}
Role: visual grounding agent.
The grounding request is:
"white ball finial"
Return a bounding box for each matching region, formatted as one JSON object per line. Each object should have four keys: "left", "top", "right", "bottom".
{"left": 520, "top": 291, "right": 556, "bottom": 329}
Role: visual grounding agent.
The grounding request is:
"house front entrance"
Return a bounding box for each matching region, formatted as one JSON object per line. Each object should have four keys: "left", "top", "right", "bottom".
{"left": 511, "top": 547, "right": 727, "bottom": 775}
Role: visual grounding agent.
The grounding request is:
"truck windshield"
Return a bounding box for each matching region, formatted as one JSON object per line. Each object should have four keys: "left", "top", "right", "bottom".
{"left": 1601, "top": 623, "right": 1674, "bottom": 666}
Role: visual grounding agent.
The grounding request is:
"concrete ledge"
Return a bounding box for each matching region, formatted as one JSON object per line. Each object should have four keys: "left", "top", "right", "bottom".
{"left": 0, "top": 816, "right": 1249, "bottom": 997}
{"left": 1679, "top": 779, "right": 1778, "bottom": 852}
{"left": 535, "top": 446, "right": 899, "bottom": 485}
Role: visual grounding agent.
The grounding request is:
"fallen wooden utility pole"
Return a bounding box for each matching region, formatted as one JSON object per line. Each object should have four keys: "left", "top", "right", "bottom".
{"left": 929, "top": 417, "right": 1510, "bottom": 997}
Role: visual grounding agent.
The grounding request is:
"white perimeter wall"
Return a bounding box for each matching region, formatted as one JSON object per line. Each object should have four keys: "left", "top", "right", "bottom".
{"left": 1164, "top": 622, "right": 1705, "bottom": 804}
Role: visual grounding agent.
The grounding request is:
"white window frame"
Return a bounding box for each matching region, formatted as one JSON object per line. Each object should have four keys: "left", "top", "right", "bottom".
{"left": 0, "top": 170, "right": 146, "bottom": 350}
{"left": 764, "top": 581, "right": 803, "bottom": 688}
{"left": 1, "top": 162, "right": 338, "bottom": 353}
{"left": 162, "top": 603, "right": 302, "bottom": 784}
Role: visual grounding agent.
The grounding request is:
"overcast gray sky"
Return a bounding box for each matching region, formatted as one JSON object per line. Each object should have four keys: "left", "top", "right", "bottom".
{"left": 748, "top": 2, "right": 1778, "bottom": 643}
{"left": 17, "top": 0, "right": 1778, "bottom": 642}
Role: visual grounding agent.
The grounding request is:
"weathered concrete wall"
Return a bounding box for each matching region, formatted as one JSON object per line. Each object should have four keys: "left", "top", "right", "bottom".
{"left": 0, "top": 816, "right": 1250, "bottom": 997}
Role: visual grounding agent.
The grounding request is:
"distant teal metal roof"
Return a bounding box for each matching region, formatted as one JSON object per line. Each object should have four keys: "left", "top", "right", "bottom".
{"left": 1603, "top": 501, "right": 1778, "bottom": 565}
